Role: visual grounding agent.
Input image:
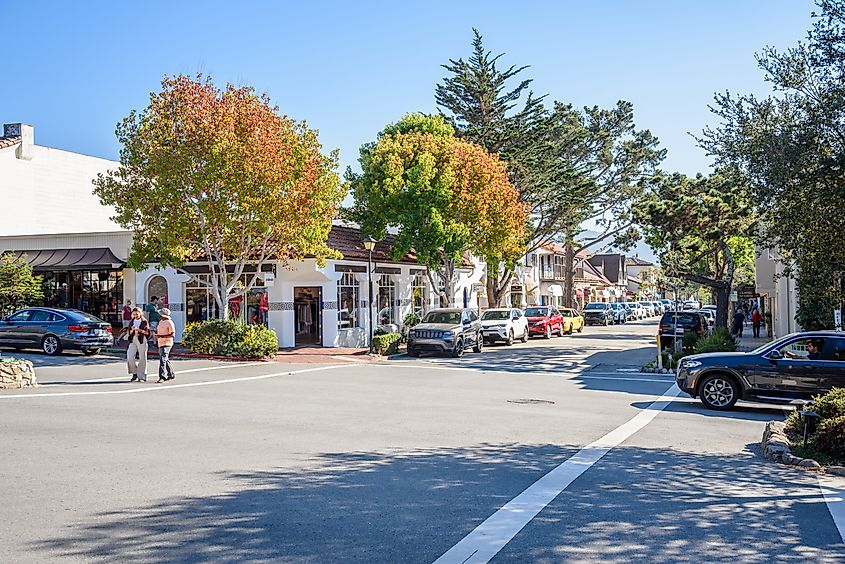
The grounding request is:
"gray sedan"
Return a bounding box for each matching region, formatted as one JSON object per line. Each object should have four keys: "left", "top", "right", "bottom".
{"left": 0, "top": 307, "right": 113, "bottom": 355}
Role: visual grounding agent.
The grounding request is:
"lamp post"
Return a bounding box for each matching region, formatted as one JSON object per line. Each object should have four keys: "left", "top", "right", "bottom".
{"left": 363, "top": 235, "right": 377, "bottom": 354}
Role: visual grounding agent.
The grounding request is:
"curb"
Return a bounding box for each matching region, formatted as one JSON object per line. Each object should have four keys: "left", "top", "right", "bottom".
{"left": 761, "top": 421, "right": 823, "bottom": 470}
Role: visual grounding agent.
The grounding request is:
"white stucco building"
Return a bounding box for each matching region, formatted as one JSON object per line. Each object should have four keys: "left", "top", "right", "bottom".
{"left": 755, "top": 246, "right": 799, "bottom": 338}
{"left": 0, "top": 122, "right": 484, "bottom": 348}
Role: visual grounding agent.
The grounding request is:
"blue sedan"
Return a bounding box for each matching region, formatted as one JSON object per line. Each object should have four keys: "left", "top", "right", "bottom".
{"left": 0, "top": 307, "right": 113, "bottom": 355}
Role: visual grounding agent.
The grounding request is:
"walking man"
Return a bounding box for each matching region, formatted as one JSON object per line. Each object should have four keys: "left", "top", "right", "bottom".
{"left": 121, "top": 300, "right": 133, "bottom": 330}
{"left": 733, "top": 307, "right": 746, "bottom": 338}
{"left": 145, "top": 296, "right": 161, "bottom": 348}
{"left": 156, "top": 308, "right": 176, "bottom": 383}
{"left": 126, "top": 307, "right": 150, "bottom": 382}
{"left": 752, "top": 308, "right": 763, "bottom": 338}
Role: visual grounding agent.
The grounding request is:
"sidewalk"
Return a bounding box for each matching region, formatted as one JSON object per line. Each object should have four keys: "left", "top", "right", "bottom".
{"left": 735, "top": 323, "right": 771, "bottom": 352}
{"left": 103, "top": 341, "right": 373, "bottom": 365}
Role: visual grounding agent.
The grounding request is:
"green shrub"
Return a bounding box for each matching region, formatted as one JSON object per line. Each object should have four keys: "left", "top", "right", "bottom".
{"left": 682, "top": 332, "right": 700, "bottom": 352}
{"left": 694, "top": 328, "right": 738, "bottom": 355}
{"left": 808, "top": 387, "right": 845, "bottom": 421}
{"left": 182, "top": 320, "right": 278, "bottom": 358}
{"left": 373, "top": 333, "right": 401, "bottom": 356}
{"left": 815, "top": 415, "right": 845, "bottom": 461}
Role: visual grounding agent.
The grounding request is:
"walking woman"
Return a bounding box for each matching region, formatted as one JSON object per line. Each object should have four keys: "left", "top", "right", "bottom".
{"left": 126, "top": 307, "right": 150, "bottom": 382}
{"left": 156, "top": 308, "right": 176, "bottom": 383}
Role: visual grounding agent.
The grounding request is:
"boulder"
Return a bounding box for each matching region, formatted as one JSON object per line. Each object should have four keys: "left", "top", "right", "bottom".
{"left": 0, "top": 359, "right": 37, "bottom": 389}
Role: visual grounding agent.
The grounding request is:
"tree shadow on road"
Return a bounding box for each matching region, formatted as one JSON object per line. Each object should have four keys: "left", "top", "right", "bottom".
{"left": 631, "top": 397, "right": 789, "bottom": 422}
{"left": 30, "top": 443, "right": 844, "bottom": 563}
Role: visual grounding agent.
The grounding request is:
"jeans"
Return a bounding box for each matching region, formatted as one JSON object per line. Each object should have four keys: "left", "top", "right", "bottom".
{"left": 158, "top": 345, "right": 175, "bottom": 380}
{"left": 753, "top": 323, "right": 761, "bottom": 338}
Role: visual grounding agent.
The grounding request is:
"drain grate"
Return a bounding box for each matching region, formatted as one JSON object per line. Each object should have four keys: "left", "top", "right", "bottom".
{"left": 507, "top": 398, "right": 555, "bottom": 405}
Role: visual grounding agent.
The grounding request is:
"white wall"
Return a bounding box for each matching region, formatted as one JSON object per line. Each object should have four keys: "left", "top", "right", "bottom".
{"left": 0, "top": 142, "right": 121, "bottom": 236}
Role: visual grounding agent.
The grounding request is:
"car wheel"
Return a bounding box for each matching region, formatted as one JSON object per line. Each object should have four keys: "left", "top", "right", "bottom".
{"left": 407, "top": 348, "right": 420, "bottom": 358}
{"left": 473, "top": 335, "right": 483, "bottom": 353}
{"left": 41, "top": 335, "right": 62, "bottom": 356}
{"left": 577, "top": 322, "right": 583, "bottom": 333}
{"left": 699, "top": 374, "right": 740, "bottom": 410}
{"left": 452, "top": 338, "right": 464, "bottom": 358}
{"left": 82, "top": 348, "right": 100, "bottom": 356}
{"left": 505, "top": 330, "right": 514, "bottom": 346}
{"left": 544, "top": 325, "right": 552, "bottom": 339}
{"left": 521, "top": 328, "right": 528, "bottom": 343}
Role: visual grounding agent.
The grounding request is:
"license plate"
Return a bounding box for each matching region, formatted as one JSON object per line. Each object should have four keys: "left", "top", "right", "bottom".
{"left": 89, "top": 329, "right": 105, "bottom": 336}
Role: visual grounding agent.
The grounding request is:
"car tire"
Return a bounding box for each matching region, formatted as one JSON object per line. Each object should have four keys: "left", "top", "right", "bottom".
{"left": 82, "top": 348, "right": 100, "bottom": 356}
{"left": 505, "top": 330, "right": 514, "bottom": 346}
{"left": 544, "top": 325, "right": 552, "bottom": 339}
{"left": 41, "top": 335, "right": 62, "bottom": 356}
{"left": 407, "top": 348, "right": 420, "bottom": 358}
{"left": 521, "top": 328, "right": 528, "bottom": 343}
{"left": 577, "top": 324, "right": 583, "bottom": 333}
{"left": 452, "top": 339, "right": 464, "bottom": 358}
{"left": 473, "top": 335, "right": 483, "bottom": 353}
{"left": 698, "top": 374, "right": 740, "bottom": 410}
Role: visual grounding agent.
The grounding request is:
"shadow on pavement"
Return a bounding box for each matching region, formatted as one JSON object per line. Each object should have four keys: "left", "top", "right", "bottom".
{"left": 631, "top": 398, "right": 788, "bottom": 422}
{"left": 30, "top": 443, "right": 843, "bottom": 563}
{"left": 0, "top": 348, "right": 121, "bottom": 368}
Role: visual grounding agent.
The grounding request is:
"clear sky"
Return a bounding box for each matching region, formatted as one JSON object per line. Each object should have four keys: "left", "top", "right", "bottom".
{"left": 1, "top": 0, "right": 814, "bottom": 177}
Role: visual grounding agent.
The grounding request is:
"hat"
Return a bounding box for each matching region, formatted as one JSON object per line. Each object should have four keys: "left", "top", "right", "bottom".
{"left": 160, "top": 308, "right": 171, "bottom": 317}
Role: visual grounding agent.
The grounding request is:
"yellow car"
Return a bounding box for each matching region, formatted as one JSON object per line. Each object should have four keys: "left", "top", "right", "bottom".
{"left": 560, "top": 308, "right": 584, "bottom": 334}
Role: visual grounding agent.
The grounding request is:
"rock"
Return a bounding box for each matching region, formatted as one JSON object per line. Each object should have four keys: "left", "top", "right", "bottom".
{"left": 799, "top": 459, "right": 822, "bottom": 469}
{"left": 782, "top": 453, "right": 799, "bottom": 465}
{"left": 0, "top": 359, "right": 37, "bottom": 389}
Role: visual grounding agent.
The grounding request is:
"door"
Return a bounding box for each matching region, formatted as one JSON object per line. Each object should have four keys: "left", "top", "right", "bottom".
{"left": 816, "top": 337, "right": 845, "bottom": 392}
{"left": 22, "top": 309, "right": 54, "bottom": 346}
{"left": 294, "top": 287, "right": 322, "bottom": 346}
{"left": 0, "top": 310, "right": 34, "bottom": 345}
{"left": 750, "top": 337, "right": 824, "bottom": 397}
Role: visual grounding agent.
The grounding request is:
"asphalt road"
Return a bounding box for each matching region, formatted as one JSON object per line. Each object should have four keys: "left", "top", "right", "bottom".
{"left": 0, "top": 319, "right": 843, "bottom": 563}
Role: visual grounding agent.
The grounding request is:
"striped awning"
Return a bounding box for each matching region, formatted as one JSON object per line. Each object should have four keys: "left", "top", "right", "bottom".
{"left": 12, "top": 248, "right": 125, "bottom": 270}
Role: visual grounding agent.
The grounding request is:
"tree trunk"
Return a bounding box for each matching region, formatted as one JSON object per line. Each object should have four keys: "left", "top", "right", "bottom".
{"left": 563, "top": 245, "right": 575, "bottom": 308}
{"left": 714, "top": 285, "right": 730, "bottom": 329}
{"left": 485, "top": 268, "right": 513, "bottom": 308}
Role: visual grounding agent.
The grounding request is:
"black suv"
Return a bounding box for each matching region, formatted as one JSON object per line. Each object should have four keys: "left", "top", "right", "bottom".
{"left": 676, "top": 331, "right": 845, "bottom": 410}
{"left": 407, "top": 308, "right": 483, "bottom": 358}
{"left": 583, "top": 302, "right": 614, "bottom": 326}
{"left": 658, "top": 311, "right": 707, "bottom": 349}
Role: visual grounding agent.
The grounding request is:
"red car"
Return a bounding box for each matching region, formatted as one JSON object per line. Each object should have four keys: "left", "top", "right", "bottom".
{"left": 523, "top": 306, "right": 564, "bottom": 339}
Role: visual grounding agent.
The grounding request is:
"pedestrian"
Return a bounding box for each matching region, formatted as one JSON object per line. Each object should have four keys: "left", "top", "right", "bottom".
{"left": 145, "top": 296, "right": 161, "bottom": 347}
{"left": 733, "top": 307, "right": 745, "bottom": 338}
{"left": 121, "top": 300, "right": 133, "bottom": 329}
{"left": 126, "top": 307, "right": 150, "bottom": 382}
{"left": 155, "top": 307, "right": 176, "bottom": 383}
{"left": 752, "top": 309, "right": 762, "bottom": 338}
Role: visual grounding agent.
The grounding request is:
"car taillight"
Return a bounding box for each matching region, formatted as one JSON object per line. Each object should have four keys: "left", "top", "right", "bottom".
{"left": 68, "top": 325, "right": 85, "bottom": 332}
{"left": 659, "top": 324, "right": 666, "bottom": 333}
{"left": 106, "top": 326, "right": 113, "bottom": 333}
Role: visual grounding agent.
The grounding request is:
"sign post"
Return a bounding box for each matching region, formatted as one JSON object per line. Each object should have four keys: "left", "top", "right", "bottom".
{"left": 835, "top": 308, "right": 842, "bottom": 332}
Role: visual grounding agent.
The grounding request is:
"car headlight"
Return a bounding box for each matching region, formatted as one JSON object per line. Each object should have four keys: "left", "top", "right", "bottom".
{"left": 683, "top": 360, "right": 702, "bottom": 368}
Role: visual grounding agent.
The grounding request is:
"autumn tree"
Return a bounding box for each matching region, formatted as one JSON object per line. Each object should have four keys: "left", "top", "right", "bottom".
{"left": 0, "top": 253, "right": 43, "bottom": 315}
{"left": 95, "top": 75, "right": 345, "bottom": 319}
{"left": 700, "top": 0, "right": 845, "bottom": 328}
{"left": 636, "top": 172, "right": 755, "bottom": 327}
{"left": 347, "top": 113, "right": 528, "bottom": 306}
{"left": 437, "top": 31, "right": 663, "bottom": 307}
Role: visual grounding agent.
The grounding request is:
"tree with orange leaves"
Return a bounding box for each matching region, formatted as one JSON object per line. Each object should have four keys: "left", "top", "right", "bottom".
{"left": 348, "top": 113, "right": 528, "bottom": 306}
{"left": 95, "top": 75, "right": 345, "bottom": 319}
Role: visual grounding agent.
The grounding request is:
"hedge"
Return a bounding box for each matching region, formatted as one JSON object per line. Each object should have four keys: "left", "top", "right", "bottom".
{"left": 694, "top": 328, "right": 738, "bottom": 354}
{"left": 786, "top": 387, "right": 845, "bottom": 463}
{"left": 373, "top": 333, "right": 402, "bottom": 356}
{"left": 182, "top": 320, "right": 279, "bottom": 358}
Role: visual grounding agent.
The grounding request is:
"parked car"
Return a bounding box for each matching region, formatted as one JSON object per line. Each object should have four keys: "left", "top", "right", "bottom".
{"left": 676, "top": 331, "right": 845, "bottom": 410}
{"left": 480, "top": 308, "right": 528, "bottom": 345}
{"left": 0, "top": 307, "right": 113, "bottom": 356}
{"left": 639, "top": 301, "right": 656, "bottom": 317}
{"left": 407, "top": 308, "right": 483, "bottom": 358}
{"left": 658, "top": 310, "right": 707, "bottom": 349}
{"left": 560, "top": 308, "right": 585, "bottom": 334}
{"left": 696, "top": 309, "right": 716, "bottom": 331}
{"left": 660, "top": 299, "right": 673, "bottom": 312}
{"left": 609, "top": 303, "right": 628, "bottom": 324}
{"left": 623, "top": 302, "right": 644, "bottom": 320}
{"left": 582, "top": 302, "right": 615, "bottom": 326}
{"left": 650, "top": 301, "right": 665, "bottom": 315}
{"left": 523, "top": 306, "right": 564, "bottom": 338}
{"left": 682, "top": 300, "right": 701, "bottom": 310}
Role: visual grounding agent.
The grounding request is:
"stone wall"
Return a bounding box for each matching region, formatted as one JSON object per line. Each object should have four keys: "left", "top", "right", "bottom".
{"left": 0, "top": 359, "right": 37, "bottom": 389}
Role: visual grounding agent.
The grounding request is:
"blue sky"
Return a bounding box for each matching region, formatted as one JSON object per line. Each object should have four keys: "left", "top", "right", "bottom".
{"left": 1, "top": 0, "right": 813, "bottom": 177}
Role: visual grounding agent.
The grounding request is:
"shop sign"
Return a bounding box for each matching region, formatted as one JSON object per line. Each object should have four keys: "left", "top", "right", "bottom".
{"left": 262, "top": 273, "right": 275, "bottom": 287}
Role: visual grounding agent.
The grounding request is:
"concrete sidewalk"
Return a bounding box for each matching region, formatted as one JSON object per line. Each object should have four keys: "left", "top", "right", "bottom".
{"left": 104, "top": 340, "right": 373, "bottom": 364}
{"left": 735, "top": 322, "right": 772, "bottom": 352}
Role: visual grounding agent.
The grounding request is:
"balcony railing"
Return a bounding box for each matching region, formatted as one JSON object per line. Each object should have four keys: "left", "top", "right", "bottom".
{"left": 539, "top": 267, "right": 566, "bottom": 281}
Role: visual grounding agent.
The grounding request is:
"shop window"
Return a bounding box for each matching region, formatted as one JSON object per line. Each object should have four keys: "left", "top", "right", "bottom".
{"left": 337, "top": 272, "right": 359, "bottom": 330}
{"left": 378, "top": 275, "right": 396, "bottom": 325}
{"left": 147, "top": 275, "right": 168, "bottom": 305}
{"left": 411, "top": 273, "right": 428, "bottom": 315}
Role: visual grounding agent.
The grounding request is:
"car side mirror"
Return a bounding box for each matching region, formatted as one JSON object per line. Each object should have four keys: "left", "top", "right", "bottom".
{"left": 768, "top": 349, "right": 783, "bottom": 362}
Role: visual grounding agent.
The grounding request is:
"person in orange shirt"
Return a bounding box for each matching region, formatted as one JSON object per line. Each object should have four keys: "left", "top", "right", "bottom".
{"left": 155, "top": 308, "right": 176, "bottom": 383}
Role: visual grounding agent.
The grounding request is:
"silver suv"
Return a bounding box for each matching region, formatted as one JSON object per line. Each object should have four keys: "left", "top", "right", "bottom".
{"left": 407, "top": 308, "right": 482, "bottom": 358}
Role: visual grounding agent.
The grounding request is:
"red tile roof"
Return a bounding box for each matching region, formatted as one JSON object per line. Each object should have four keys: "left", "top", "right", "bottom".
{"left": 327, "top": 225, "right": 474, "bottom": 268}
{"left": 0, "top": 135, "right": 21, "bottom": 149}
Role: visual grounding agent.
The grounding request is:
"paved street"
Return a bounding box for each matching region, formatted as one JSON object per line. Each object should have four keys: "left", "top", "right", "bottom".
{"left": 1, "top": 320, "right": 843, "bottom": 563}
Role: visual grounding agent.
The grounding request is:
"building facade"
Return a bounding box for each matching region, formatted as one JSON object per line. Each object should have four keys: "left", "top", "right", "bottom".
{"left": 755, "top": 246, "right": 799, "bottom": 338}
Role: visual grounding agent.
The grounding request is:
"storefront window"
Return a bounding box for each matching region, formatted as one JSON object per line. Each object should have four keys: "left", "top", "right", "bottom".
{"left": 185, "top": 274, "right": 266, "bottom": 326}
{"left": 411, "top": 273, "right": 428, "bottom": 315}
{"left": 337, "top": 272, "right": 359, "bottom": 330}
{"left": 377, "top": 274, "right": 396, "bottom": 326}
{"left": 40, "top": 269, "right": 123, "bottom": 325}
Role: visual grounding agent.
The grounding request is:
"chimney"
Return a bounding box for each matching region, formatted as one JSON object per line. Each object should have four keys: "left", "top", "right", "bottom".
{"left": 3, "top": 123, "right": 34, "bottom": 161}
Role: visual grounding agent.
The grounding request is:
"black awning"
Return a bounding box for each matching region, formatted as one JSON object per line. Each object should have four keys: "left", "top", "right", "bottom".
{"left": 13, "top": 248, "right": 125, "bottom": 271}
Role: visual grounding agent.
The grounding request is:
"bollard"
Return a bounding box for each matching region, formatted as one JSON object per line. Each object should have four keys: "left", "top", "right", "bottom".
{"left": 799, "top": 409, "right": 821, "bottom": 449}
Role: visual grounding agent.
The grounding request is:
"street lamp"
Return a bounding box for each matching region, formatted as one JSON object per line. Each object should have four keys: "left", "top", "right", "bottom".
{"left": 363, "top": 235, "right": 377, "bottom": 354}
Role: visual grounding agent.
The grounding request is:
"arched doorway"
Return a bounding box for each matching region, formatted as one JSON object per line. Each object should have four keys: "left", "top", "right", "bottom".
{"left": 147, "top": 275, "right": 168, "bottom": 306}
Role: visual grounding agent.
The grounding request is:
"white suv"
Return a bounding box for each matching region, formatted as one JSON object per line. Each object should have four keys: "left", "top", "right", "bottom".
{"left": 480, "top": 308, "right": 529, "bottom": 345}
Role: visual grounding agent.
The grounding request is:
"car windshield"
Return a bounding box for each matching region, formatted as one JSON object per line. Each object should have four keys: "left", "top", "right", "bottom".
{"left": 584, "top": 303, "right": 604, "bottom": 310}
{"left": 524, "top": 307, "right": 548, "bottom": 317}
{"left": 422, "top": 311, "right": 461, "bottom": 324}
{"left": 481, "top": 310, "right": 509, "bottom": 321}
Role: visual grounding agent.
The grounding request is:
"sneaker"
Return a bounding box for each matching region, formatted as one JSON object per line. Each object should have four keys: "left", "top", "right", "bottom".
{"left": 129, "top": 375, "right": 138, "bottom": 382}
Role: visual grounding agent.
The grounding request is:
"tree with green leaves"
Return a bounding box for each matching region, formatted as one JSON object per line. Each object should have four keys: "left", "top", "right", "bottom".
{"left": 436, "top": 31, "right": 663, "bottom": 307}
{"left": 0, "top": 253, "right": 43, "bottom": 315}
{"left": 636, "top": 172, "right": 755, "bottom": 327}
{"left": 95, "top": 74, "right": 345, "bottom": 319}
{"left": 347, "top": 113, "right": 528, "bottom": 306}
{"left": 700, "top": 0, "right": 845, "bottom": 329}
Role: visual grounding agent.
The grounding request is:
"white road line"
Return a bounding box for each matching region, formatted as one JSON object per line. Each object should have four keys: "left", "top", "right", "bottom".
{"left": 433, "top": 383, "right": 682, "bottom": 564}
{"left": 38, "top": 361, "right": 267, "bottom": 387}
{"left": 0, "top": 365, "right": 349, "bottom": 399}
{"left": 819, "top": 475, "right": 845, "bottom": 543}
